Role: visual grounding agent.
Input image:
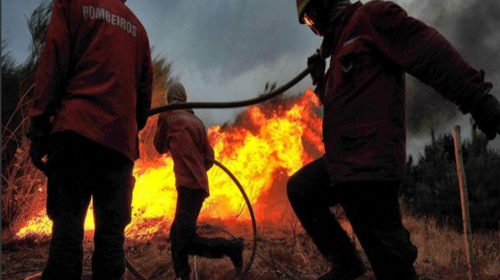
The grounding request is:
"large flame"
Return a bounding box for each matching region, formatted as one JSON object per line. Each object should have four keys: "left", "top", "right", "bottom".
{"left": 16, "top": 89, "right": 323, "bottom": 239}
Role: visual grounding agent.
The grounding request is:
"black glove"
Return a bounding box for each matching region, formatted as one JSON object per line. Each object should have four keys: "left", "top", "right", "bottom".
{"left": 470, "top": 94, "right": 500, "bottom": 140}
{"left": 26, "top": 117, "right": 52, "bottom": 172}
{"left": 307, "top": 49, "right": 326, "bottom": 103}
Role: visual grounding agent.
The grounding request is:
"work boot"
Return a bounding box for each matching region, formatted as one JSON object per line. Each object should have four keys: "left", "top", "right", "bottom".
{"left": 318, "top": 252, "right": 366, "bottom": 280}
{"left": 226, "top": 238, "right": 244, "bottom": 276}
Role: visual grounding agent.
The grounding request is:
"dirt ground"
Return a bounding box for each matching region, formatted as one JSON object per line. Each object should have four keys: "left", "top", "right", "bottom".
{"left": 2, "top": 217, "right": 499, "bottom": 280}
{"left": 2, "top": 219, "right": 371, "bottom": 280}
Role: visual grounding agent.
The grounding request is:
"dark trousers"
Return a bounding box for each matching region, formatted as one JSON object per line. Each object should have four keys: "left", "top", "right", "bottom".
{"left": 287, "top": 158, "right": 417, "bottom": 280}
{"left": 42, "top": 132, "right": 134, "bottom": 280}
{"left": 170, "top": 186, "right": 235, "bottom": 278}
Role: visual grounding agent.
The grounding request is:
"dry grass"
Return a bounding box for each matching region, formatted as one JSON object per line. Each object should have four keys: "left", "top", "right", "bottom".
{"left": 1, "top": 84, "right": 48, "bottom": 242}
{"left": 405, "top": 216, "right": 500, "bottom": 280}
{"left": 2, "top": 214, "right": 499, "bottom": 280}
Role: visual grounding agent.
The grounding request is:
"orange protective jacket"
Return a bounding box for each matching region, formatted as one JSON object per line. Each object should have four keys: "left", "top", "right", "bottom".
{"left": 29, "top": 0, "right": 153, "bottom": 161}
{"left": 154, "top": 108, "right": 214, "bottom": 196}
{"left": 322, "top": 1, "right": 492, "bottom": 182}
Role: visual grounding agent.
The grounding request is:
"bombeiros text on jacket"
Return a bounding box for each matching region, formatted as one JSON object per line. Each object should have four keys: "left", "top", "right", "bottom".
{"left": 82, "top": 5, "right": 137, "bottom": 37}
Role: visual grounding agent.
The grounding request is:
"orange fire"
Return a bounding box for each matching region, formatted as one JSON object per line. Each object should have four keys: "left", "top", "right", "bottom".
{"left": 16, "top": 89, "right": 323, "bottom": 239}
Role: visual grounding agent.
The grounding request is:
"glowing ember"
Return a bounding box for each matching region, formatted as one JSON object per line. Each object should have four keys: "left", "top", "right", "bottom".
{"left": 16, "top": 89, "right": 323, "bottom": 239}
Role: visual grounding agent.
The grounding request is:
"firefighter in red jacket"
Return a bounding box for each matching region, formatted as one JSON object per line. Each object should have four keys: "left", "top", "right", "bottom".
{"left": 27, "top": 0, "right": 152, "bottom": 279}
{"left": 287, "top": 1, "right": 500, "bottom": 280}
{"left": 154, "top": 82, "right": 244, "bottom": 280}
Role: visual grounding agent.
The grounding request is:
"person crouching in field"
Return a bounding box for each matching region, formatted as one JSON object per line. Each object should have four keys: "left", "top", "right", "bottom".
{"left": 154, "top": 82, "right": 244, "bottom": 280}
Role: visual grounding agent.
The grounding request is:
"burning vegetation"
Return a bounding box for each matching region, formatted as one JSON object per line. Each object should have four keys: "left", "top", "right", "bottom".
{"left": 15, "top": 89, "right": 323, "bottom": 239}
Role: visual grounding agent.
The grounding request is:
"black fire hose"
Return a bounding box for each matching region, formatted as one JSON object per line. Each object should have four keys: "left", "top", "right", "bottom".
{"left": 126, "top": 158, "right": 258, "bottom": 280}
{"left": 147, "top": 64, "right": 315, "bottom": 116}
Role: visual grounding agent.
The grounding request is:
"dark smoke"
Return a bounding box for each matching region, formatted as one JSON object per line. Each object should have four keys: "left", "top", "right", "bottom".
{"left": 404, "top": 0, "right": 500, "bottom": 136}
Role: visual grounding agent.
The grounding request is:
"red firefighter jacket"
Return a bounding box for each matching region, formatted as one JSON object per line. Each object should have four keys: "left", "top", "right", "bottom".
{"left": 29, "top": 0, "right": 153, "bottom": 161}
{"left": 154, "top": 108, "right": 214, "bottom": 195}
{"left": 322, "top": 1, "right": 492, "bottom": 182}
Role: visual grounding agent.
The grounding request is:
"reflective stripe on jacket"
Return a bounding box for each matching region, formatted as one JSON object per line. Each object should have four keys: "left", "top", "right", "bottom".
{"left": 322, "top": 1, "right": 492, "bottom": 182}
{"left": 30, "top": 0, "right": 153, "bottom": 161}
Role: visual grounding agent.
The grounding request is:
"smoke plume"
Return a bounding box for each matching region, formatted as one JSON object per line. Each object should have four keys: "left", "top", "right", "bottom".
{"left": 402, "top": 0, "right": 500, "bottom": 138}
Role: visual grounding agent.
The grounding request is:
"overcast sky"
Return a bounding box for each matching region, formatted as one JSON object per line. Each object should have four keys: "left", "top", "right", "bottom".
{"left": 2, "top": 0, "right": 500, "bottom": 154}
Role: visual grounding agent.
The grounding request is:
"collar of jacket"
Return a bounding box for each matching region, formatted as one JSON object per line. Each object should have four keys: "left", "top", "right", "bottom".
{"left": 321, "top": 1, "right": 362, "bottom": 59}
{"left": 169, "top": 101, "right": 195, "bottom": 115}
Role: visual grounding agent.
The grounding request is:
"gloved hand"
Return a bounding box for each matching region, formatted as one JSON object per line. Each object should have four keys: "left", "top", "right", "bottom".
{"left": 26, "top": 117, "right": 52, "bottom": 172}
{"left": 307, "top": 49, "right": 326, "bottom": 103}
{"left": 470, "top": 94, "right": 500, "bottom": 140}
